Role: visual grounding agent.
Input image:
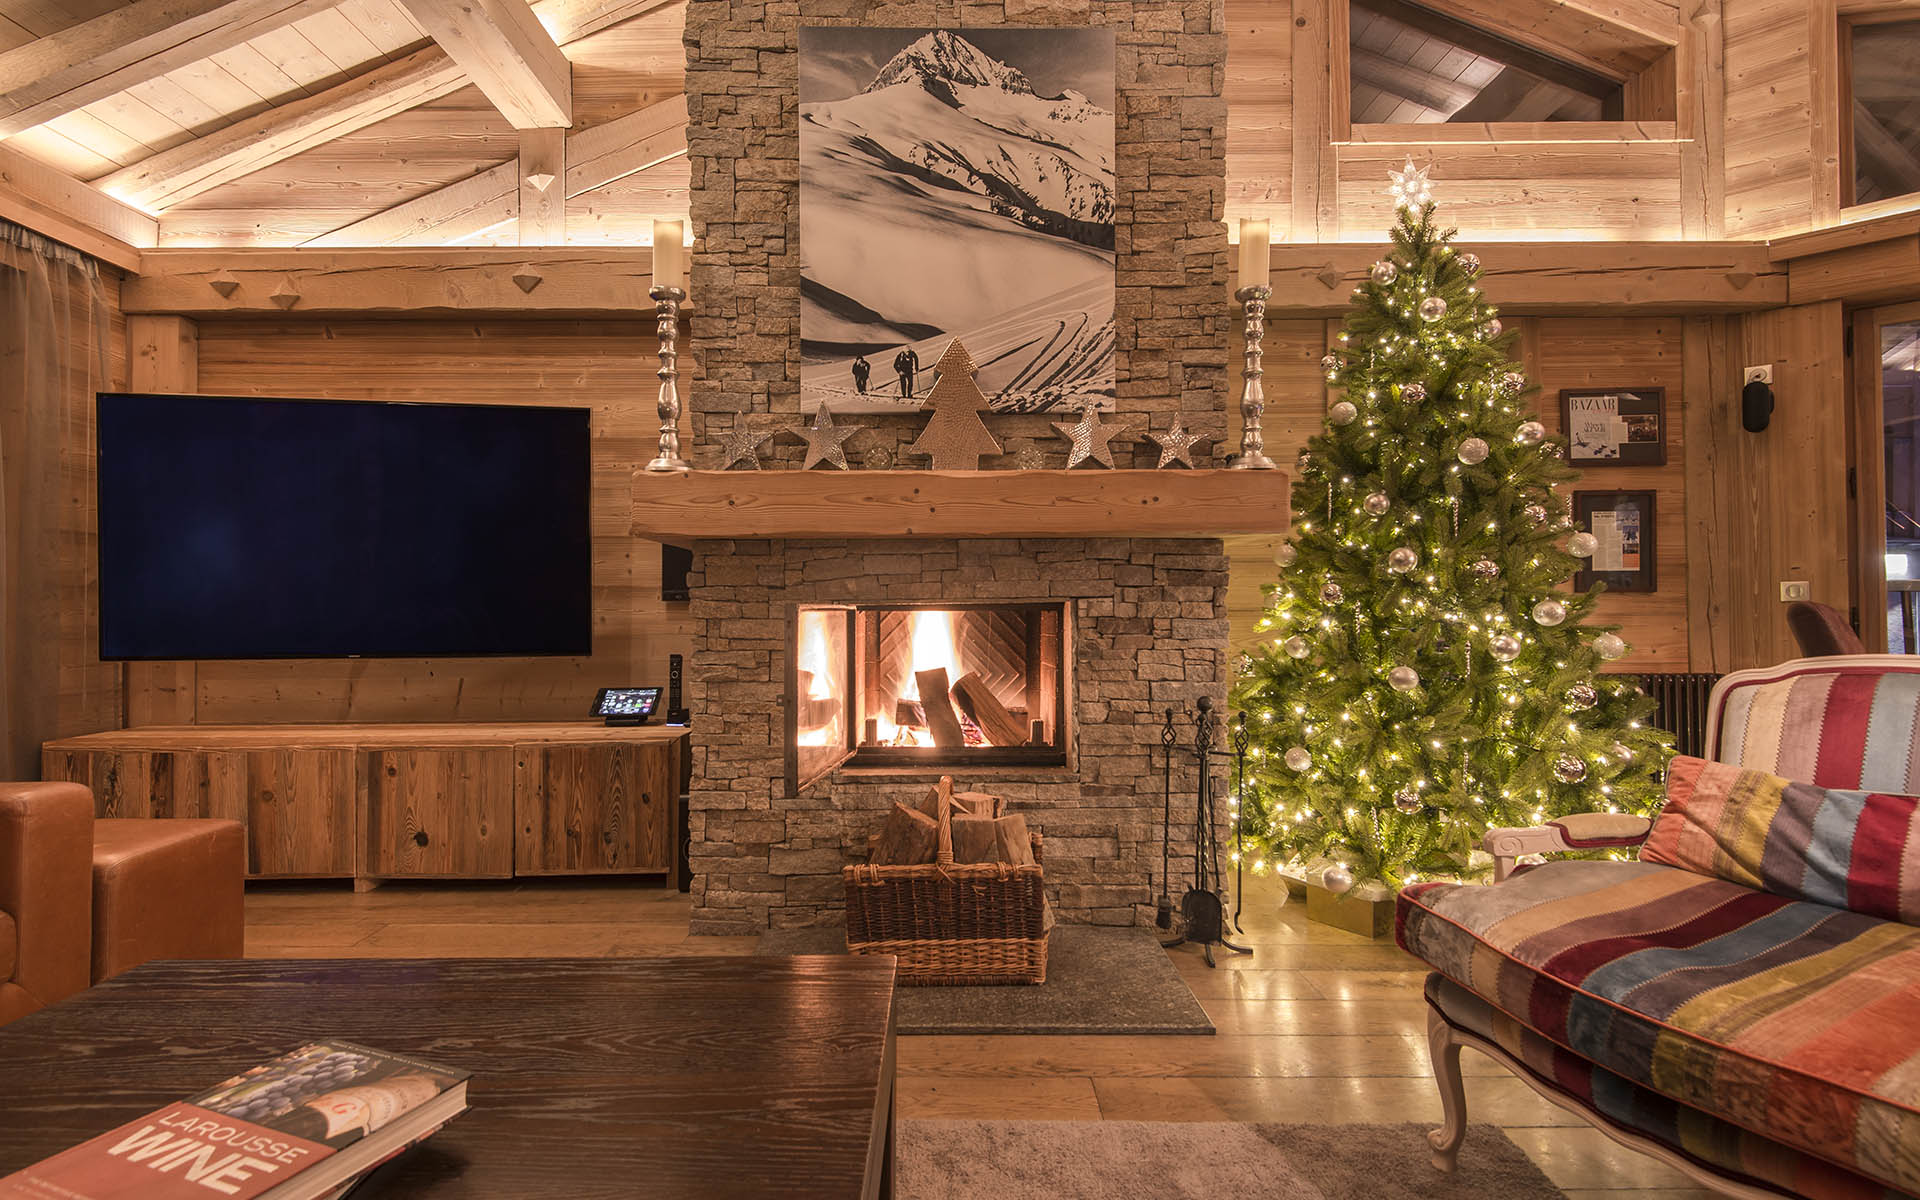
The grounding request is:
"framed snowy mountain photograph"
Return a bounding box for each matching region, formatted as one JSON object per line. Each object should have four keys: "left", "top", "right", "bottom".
{"left": 798, "top": 26, "right": 1116, "bottom": 415}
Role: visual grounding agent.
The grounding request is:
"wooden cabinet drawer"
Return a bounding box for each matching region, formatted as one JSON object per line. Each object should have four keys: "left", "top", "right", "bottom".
{"left": 364, "top": 748, "right": 515, "bottom": 878}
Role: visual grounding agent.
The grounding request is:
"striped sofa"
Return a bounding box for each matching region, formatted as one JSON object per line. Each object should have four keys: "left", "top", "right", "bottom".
{"left": 1396, "top": 655, "right": 1920, "bottom": 1200}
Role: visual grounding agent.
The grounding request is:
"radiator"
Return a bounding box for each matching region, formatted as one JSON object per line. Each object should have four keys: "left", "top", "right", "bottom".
{"left": 1637, "top": 673, "right": 1723, "bottom": 759}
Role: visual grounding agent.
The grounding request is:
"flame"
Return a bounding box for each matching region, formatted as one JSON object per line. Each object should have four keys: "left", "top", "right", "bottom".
{"left": 795, "top": 610, "right": 841, "bottom": 747}
{"left": 900, "top": 610, "right": 961, "bottom": 701}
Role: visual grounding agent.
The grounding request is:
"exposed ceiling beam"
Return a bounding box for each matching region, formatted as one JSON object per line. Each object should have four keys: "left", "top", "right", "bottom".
{"left": 302, "top": 94, "right": 685, "bottom": 246}
{"left": 1447, "top": 66, "right": 1576, "bottom": 123}
{"left": 1348, "top": 47, "right": 1478, "bottom": 113}
{"left": 1852, "top": 99, "right": 1920, "bottom": 201}
{"left": 1392, "top": 0, "right": 1678, "bottom": 79}
{"left": 0, "top": 143, "right": 153, "bottom": 270}
{"left": 0, "top": 0, "right": 341, "bottom": 138}
{"left": 1356, "top": 0, "right": 1638, "bottom": 91}
{"left": 94, "top": 0, "right": 681, "bottom": 212}
{"left": 398, "top": 0, "right": 571, "bottom": 128}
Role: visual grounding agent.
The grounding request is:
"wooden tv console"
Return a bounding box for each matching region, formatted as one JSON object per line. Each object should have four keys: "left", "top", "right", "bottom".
{"left": 42, "top": 723, "right": 689, "bottom": 888}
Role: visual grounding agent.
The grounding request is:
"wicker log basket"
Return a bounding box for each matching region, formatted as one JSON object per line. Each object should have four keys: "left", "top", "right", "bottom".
{"left": 844, "top": 777, "right": 1049, "bottom": 986}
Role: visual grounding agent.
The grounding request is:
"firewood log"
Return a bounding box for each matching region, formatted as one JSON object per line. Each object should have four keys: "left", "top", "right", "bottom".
{"left": 871, "top": 803, "right": 939, "bottom": 865}
{"left": 949, "top": 672, "right": 1029, "bottom": 747}
{"left": 948, "top": 813, "right": 1034, "bottom": 866}
{"left": 913, "top": 782, "right": 1000, "bottom": 820}
{"left": 914, "top": 668, "right": 966, "bottom": 748}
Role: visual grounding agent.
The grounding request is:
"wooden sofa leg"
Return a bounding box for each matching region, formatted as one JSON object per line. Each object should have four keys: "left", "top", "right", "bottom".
{"left": 1426, "top": 1008, "right": 1468, "bottom": 1172}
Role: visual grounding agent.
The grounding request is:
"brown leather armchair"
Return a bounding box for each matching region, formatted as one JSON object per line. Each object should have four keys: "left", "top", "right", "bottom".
{"left": 0, "top": 782, "right": 93, "bottom": 1026}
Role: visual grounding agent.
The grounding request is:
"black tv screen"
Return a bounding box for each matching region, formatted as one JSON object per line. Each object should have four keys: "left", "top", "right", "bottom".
{"left": 97, "top": 392, "right": 592, "bottom": 660}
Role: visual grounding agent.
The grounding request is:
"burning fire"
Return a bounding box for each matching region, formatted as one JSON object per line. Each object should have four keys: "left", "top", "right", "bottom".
{"left": 794, "top": 609, "right": 841, "bottom": 747}
{"left": 878, "top": 610, "right": 966, "bottom": 748}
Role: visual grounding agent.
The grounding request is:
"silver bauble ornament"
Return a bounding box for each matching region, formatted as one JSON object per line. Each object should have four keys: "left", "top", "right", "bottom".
{"left": 1393, "top": 787, "right": 1422, "bottom": 814}
{"left": 1457, "top": 437, "right": 1489, "bottom": 465}
{"left": 1566, "top": 683, "right": 1598, "bottom": 711}
{"left": 1485, "top": 318, "right": 1503, "bottom": 337}
{"left": 1388, "top": 665, "right": 1420, "bottom": 692}
{"left": 1515, "top": 421, "right": 1546, "bottom": 445}
{"left": 1363, "top": 492, "right": 1391, "bottom": 517}
{"left": 1329, "top": 400, "right": 1358, "bottom": 426}
{"left": 1320, "top": 863, "right": 1354, "bottom": 895}
{"left": 1468, "top": 558, "right": 1500, "bottom": 581}
{"left": 1274, "top": 542, "right": 1298, "bottom": 567}
{"left": 1594, "top": 632, "right": 1628, "bottom": 661}
{"left": 1419, "top": 296, "right": 1448, "bottom": 323}
{"left": 1320, "top": 353, "right": 1340, "bottom": 372}
{"left": 1531, "top": 599, "right": 1568, "bottom": 627}
{"left": 1283, "top": 635, "right": 1311, "bottom": 659}
{"left": 1490, "top": 634, "right": 1523, "bottom": 662}
{"left": 1370, "top": 259, "right": 1398, "bottom": 285}
{"left": 1499, "top": 371, "right": 1527, "bottom": 394}
{"left": 1458, "top": 253, "right": 1482, "bottom": 275}
{"left": 1297, "top": 450, "right": 1312, "bottom": 470}
{"left": 1610, "top": 742, "right": 1631, "bottom": 761}
{"left": 1568, "top": 532, "right": 1600, "bottom": 558}
{"left": 1284, "top": 746, "right": 1312, "bottom": 772}
{"left": 1387, "top": 547, "right": 1419, "bottom": 574}
{"left": 1401, "top": 382, "right": 1427, "bottom": 404}
{"left": 1553, "top": 754, "right": 1588, "bottom": 784}
{"left": 1523, "top": 503, "right": 1549, "bottom": 526}
{"left": 1320, "top": 582, "right": 1344, "bottom": 604}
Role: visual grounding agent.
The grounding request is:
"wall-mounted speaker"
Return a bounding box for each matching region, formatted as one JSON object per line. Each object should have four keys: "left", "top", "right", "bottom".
{"left": 1742, "top": 379, "right": 1774, "bottom": 433}
{"left": 661, "top": 544, "right": 692, "bottom": 602}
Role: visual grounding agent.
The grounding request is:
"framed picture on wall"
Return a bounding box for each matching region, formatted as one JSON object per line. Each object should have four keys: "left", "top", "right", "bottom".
{"left": 1572, "top": 490, "right": 1657, "bottom": 593}
{"left": 1559, "top": 387, "right": 1666, "bottom": 466}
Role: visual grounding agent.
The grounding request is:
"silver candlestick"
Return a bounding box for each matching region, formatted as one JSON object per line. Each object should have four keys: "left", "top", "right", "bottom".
{"left": 645, "top": 284, "right": 690, "bottom": 473}
{"left": 1228, "top": 284, "right": 1277, "bottom": 470}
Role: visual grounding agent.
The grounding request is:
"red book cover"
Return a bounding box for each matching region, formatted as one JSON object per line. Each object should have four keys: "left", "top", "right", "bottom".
{"left": 1, "top": 1042, "right": 468, "bottom": 1200}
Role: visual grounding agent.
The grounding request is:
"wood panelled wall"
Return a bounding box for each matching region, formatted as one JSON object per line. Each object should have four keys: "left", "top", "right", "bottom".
{"left": 117, "top": 319, "right": 693, "bottom": 726}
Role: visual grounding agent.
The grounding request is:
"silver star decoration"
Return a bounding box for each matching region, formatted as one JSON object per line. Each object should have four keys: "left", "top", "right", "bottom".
{"left": 1386, "top": 159, "right": 1434, "bottom": 210}
{"left": 1148, "top": 417, "right": 1209, "bottom": 469}
{"left": 1051, "top": 405, "right": 1131, "bottom": 469}
{"left": 720, "top": 421, "right": 773, "bottom": 470}
{"left": 794, "top": 403, "right": 858, "bottom": 470}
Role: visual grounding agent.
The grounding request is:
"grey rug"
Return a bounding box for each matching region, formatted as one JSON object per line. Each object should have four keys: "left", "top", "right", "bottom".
{"left": 754, "top": 925, "right": 1214, "bottom": 1035}
{"left": 897, "top": 1120, "right": 1565, "bottom": 1199}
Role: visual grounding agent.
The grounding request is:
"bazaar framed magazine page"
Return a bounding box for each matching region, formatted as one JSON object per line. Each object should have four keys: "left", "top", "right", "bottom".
{"left": 1558, "top": 387, "right": 1666, "bottom": 467}
{"left": 1572, "top": 490, "right": 1657, "bottom": 593}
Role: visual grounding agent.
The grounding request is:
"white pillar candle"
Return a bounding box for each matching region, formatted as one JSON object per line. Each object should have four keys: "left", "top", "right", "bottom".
{"left": 1238, "top": 219, "right": 1270, "bottom": 290}
{"left": 653, "top": 219, "right": 686, "bottom": 293}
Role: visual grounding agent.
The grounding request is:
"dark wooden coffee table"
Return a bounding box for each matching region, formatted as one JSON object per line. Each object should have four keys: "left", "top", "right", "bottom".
{"left": 0, "top": 956, "right": 897, "bottom": 1198}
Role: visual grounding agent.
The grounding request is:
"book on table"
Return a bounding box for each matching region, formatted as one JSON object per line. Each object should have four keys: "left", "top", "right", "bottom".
{"left": 0, "top": 1040, "right": 469, "bottom": 1200}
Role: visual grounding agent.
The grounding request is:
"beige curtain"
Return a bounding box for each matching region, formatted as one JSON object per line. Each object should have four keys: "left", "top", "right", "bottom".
{"left": 0, "top": 221, "right": 119, "bottom": 779}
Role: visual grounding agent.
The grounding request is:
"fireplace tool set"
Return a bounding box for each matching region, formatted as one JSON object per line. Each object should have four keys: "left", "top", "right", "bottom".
{"left": 1156, "top": 696, "right": 1253, "bottom": 967}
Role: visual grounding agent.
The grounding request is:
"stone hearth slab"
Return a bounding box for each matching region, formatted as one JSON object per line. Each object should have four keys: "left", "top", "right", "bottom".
{"left": 753, "top": 925, "right": 1214, "bottom": 1036}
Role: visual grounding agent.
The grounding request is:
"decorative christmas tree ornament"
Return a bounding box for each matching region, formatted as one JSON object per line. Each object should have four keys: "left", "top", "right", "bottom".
{"left": 794, "top": 403, "right": 858, "bottom": 470}
{"left": 1531, "top": 598, "right": 1568, "bottom": 627}
{"left": 1489, "top": 634, "right": 1522, "bottom": 662}
{"left": 1386, "top": 547, "right": 1419, "bottom": 574}
{"left": 1515, "top": 421, "right": 1546, "bottom": 445}
{"left": 1456, "top": 437, "right": 1489, "bottom": 465}
{"left": 1274, "top": 543, "right": 1298, "bottom": 567}
{"left": 1320, "top": 862, "right": 1355, "bottom": 894}
{"left": 908, "top": 339, "right": 1003, "bottom": 469}
{"left": 1458, "top": 252, "right": 1482, "bottom": 275}
{"left": 1369, "top": 259, "right": 1398, "bottom": 285}
{"left": 1284, "top": 746, "right": 1312, "bottom": 771}
{"left": 862, "top": 445, "right": 894, "bottom": 470}
{"left": 1363, "top": 492, "right": 1391, "bottom": 516}
{"left": 1419, "top": 296, "right": 1449, "bottom": 323}
{"left": 1468, "top": 558, "right": 1500, "bottom": 581}
{"left": 1148, "top": 415, "right": 1209, "bottom": 469}
{"left": 1387, "top": 665, "right": 1419, "bottom": 692}
{"left": 1051, "top": 404, "right": 1131, "bottom": 469}
{"left": 1401, "top": 382, "right": 1427, "bottom": 403}
{"left": 1282, "top": 635, "right": 1311, "bottom": 659}
{"left": 1009, "top": 444, "right": 1047, "bottom": 469}
{"left": 1566, "top": 683, "right": 1599, "bottom": 710}
{"left": 1385, "top": 159, "right": 1434, "bottom": 210}
{"left": 1328, "top": 400, "right": 1358, "bottom": 426}
{"left": 1568, "top": 531, "right": 1600, "bottom": 557}
{"left": 1485, "top": 318, "right": 1503, "bottom": 337}
{"left": 1499, "top": 370, "right": 1527, "bottom": 394}
{"left": 1553, "top": 755, "right": 1588, "bottom": 783}
{"left": 1320, "top": 582, "right": 1344, "bottom": 604}
{"left": 1393, "top": 787, "right": 1422, "bottom": 814}
{"left": 719, "top": 421, "right": 775, "bottom": 470}
{"left": 1321, "top": 353, "right": 1341, "bottom": 372}
{"left": 1594, "top": 632, "right": 1628, "bottom": 661}
{"left": 1523, "top": 503, "right": 1549, "bottom": 525}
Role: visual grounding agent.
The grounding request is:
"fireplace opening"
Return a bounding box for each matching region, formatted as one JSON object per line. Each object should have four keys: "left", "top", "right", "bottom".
{"left": 788, "top": 602, "right": 1070, "bottom": 790}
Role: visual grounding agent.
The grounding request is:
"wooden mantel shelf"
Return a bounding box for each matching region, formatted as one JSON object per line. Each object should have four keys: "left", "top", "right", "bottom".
{"left": 630, "top": 469, "right": 1290, "bottom": 541}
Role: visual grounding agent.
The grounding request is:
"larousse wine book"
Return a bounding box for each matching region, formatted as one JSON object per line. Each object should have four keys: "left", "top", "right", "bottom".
{"left": 0, "top": 1041, "right": 469, "bottom": 1200}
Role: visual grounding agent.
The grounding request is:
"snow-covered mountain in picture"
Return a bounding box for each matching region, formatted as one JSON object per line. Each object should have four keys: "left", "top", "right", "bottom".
{"left": 799, "top": 27, "right": 1116, "bottom": 414}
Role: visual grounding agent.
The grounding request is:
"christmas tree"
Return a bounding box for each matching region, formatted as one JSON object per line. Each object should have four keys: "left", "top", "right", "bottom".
{"left": 1233, "top": 163, "right": 1673, "bottom": 891}
{"left": 909, "top": 340, "right": 1003, "bottom": 469}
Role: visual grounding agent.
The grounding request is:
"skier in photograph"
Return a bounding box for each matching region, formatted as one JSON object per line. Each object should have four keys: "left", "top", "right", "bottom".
{"left": 894, "top": 346, "right": 920, "bottom": 399}
{"left": 851, "top": 355, "right": 870, "bottom": 395}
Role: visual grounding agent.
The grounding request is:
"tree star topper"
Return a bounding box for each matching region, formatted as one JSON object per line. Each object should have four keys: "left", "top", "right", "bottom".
{"left": 1148, "top": 416, "right": 1208, "bottom": 469}
{"left": 720, "top": 421, "right": 774, "bottom": 470}
{"left": 1386, "top": 159, "right": 1434, "bottom": 210}
{"left": 1051, "top": 404, "right": 1131, "bottom": 469}
{"left": 794, "top": 403, "right": 858, "bottom": 470}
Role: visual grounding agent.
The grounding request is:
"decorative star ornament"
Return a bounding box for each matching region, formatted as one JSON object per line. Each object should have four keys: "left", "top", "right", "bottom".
{"left": 1148, "top": 417, "right": 1208, "bottom": 469}
{"left": 719, "top": 421, "right": 774, "bottom": 470}
{"left": 1051, "top": 404, "right": 1131, "bottom": 469}
{"left": 1386, "top": 158, "right": 1434, "bottom": 210}
{"left": 795, "top": 403, "right": 858, "bottom": 470}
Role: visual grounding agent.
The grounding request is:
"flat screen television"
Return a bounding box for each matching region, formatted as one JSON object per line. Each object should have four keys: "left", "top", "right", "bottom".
{"left": 97, "top": 392, "right": 593, "bottom": 660}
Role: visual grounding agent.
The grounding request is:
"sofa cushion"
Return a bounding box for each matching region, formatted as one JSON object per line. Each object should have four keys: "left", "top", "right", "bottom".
{"left": 0, "top": 911, "right": 14, "bottom": 981}
{"left": 1647, "top": 756, "right": 1920, "bottom": 925}
{"left": 1424, "top": 973, "right": 1895, "bottom": 1200}
{"left": 1716, "top": 664, "right": 1920, "bottom": 794}
{"left": 1398, "top": 859, "right": 1920, "bottom": 1196}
